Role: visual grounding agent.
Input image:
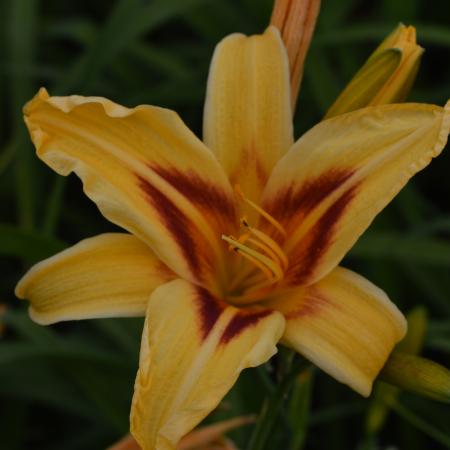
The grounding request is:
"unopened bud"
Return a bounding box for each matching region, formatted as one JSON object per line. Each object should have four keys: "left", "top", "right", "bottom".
{"left": 325, "top": 23, "right": 424, "bottom": 119}
{"left": 396, "top": 306, "right": 427, "bottom": 355}
{"left": 271, "top": 0, "right": 321, "bottom": 110}
{"left": 365, "top": 307, "right": 428, "bottom": 433}
{"left": 380, "top": 352, "right": 450, "bottom": 403}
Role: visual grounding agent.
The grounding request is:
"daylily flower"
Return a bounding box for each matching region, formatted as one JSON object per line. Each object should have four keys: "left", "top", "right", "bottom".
{"left": 15, "top": 25, "right": 450, "bottom": 450}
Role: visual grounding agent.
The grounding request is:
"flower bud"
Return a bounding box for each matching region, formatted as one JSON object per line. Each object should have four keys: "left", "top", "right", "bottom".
{"left": 271, "top": 0, "right": 321, "bottom": 109}
{"left": 396, "top": 306, "right": 427, "bottom": 355}
{"left": 380, "top": 352, "right": 450, "bottom": 403}
{"left": 325, "top": 23, "right": 424, "bottom": 119}
{"left": 365, "top": 307, "right": 428, "bottom": 433}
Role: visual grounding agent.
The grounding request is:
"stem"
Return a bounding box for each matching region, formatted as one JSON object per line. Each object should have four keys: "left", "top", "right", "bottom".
{"left": 247, "top": 356, "right": 305, "bottom": 450}
{"left": 255, "top": 365, "right": 276, "bottom": 394}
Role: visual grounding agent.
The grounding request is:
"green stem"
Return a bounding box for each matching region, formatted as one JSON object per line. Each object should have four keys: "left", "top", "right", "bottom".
{"left": 247, "top": 357, "right": 305, "bottom": 450}
{"left": 255, "top": 365, "right": 275, "bottom": 395}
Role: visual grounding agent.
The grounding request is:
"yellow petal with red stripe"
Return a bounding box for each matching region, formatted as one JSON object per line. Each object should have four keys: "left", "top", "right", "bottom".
{"left": 130, "top": 279, "right": 284, "bottom": 450}
{"left": 262, "top": 101, "right": 450, "bottom": 287}
{"left": 203, "top": 27, "right": 293, "bottom": 210}
{"left": 265, "top": 266, "right": 406, "bottom": 396}
{"left": 24, "top": 89, "right": 236, "bottom": 290}
{"left": 15, "top": 233, "right": 175, "bottom": 325}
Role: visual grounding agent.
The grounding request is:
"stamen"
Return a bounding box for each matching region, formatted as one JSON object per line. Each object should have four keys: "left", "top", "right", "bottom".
{"left": 222, "top": 235, "right": 283, "bottom": 281}
{"left": 224, "top": 189, "right": 291, "bottom": 303}
{"left": 241, "top": 219, "right": 289, "bottom": 270}
{"left": 233, "top": 249, "right": 274, "bottom": 282}
{"left": 244, "top": 237, "right": 283, "bottom": 269}
{"left": 233, "top": 225, "right": 283, "bottom": 268}
{"left": 235, "top": 185, "right": 286, "bottom": 237}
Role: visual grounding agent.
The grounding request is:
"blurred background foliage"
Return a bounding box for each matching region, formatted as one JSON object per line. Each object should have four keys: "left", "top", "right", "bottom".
{"left": 1, "top": 0, "right": 450, "bottom": 449}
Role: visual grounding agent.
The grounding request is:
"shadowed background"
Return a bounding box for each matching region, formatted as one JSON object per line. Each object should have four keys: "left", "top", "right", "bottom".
{"left": 1, "top": 0, "right": 450, "bottom": 449}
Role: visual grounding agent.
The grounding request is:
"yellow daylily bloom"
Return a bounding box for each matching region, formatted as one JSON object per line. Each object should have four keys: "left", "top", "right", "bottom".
{"left": 16, "top": 24, "right": 450, "bottom": 450}
{"left": 326, "top": 23, "right": 424, "bottom": 118}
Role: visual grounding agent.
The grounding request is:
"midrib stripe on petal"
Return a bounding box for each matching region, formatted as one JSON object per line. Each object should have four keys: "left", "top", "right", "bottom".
{"left": 159, "top": 307, "right": 237, "bottom": 433}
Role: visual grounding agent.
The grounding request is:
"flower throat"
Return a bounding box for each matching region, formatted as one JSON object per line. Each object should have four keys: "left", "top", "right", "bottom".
{"left": 222, "top": 185, "right": 288, "bottom": 305}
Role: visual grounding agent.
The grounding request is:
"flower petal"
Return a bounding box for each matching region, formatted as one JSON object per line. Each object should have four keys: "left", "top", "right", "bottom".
{"left": 265, "top": 266, "right": 406, "bottom": 396}
{"left": 203, "top": 27, "right": 293, "bottom": 209}
{"left": 262, "top": 101, "right": 450, "bottom": 287}
{"left": 15, "top": 233, "right": 174, "bottom": 325}
{"left": 24, "top": 89, "right": 237, "bottom": 290}
{"left": 130, "top": 279, "right": 284, "bottom": 450}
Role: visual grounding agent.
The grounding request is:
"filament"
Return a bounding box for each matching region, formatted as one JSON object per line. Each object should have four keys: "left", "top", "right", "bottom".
{"left": 224, "top": 187, "right": 291, "bottom": 303}
{"left": 241, "top": 219, "right": 289, "bottom": 270}
{"left": 222, "top": 235, "right": 283, "bottom": 281}
{"left": 234, "top": 185, "right": 286, "bottom": 237}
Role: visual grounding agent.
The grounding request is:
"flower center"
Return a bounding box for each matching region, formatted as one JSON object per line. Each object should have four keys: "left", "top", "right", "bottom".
{"left": 222, "top": 186, "right": 288, "bottom": 305}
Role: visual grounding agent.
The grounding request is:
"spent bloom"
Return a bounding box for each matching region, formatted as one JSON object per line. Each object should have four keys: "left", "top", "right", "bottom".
{"left": 15, "top": 18, "right": 450, "bottom": 450}
{"left": 109, "top": 416, "right": 253, "bottom": 450}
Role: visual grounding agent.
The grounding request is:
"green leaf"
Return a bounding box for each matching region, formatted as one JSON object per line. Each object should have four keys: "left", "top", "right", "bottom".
{"left": 8, "top": 0, "right": 39, "bottom": 230}
{"left": 304, "top": 47, "right": 341, "bottom": 114}
{"left": 350, "top": 232, "right": 450, "bottom": 266}
{"left": 289, "top": 369, "right": 314, "bottom": 450}
{"left": 58, "top": 0, "right": 210, "bottom": 93}
{"left": 0, "top": 222, "right": 66, "bottom": 263}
